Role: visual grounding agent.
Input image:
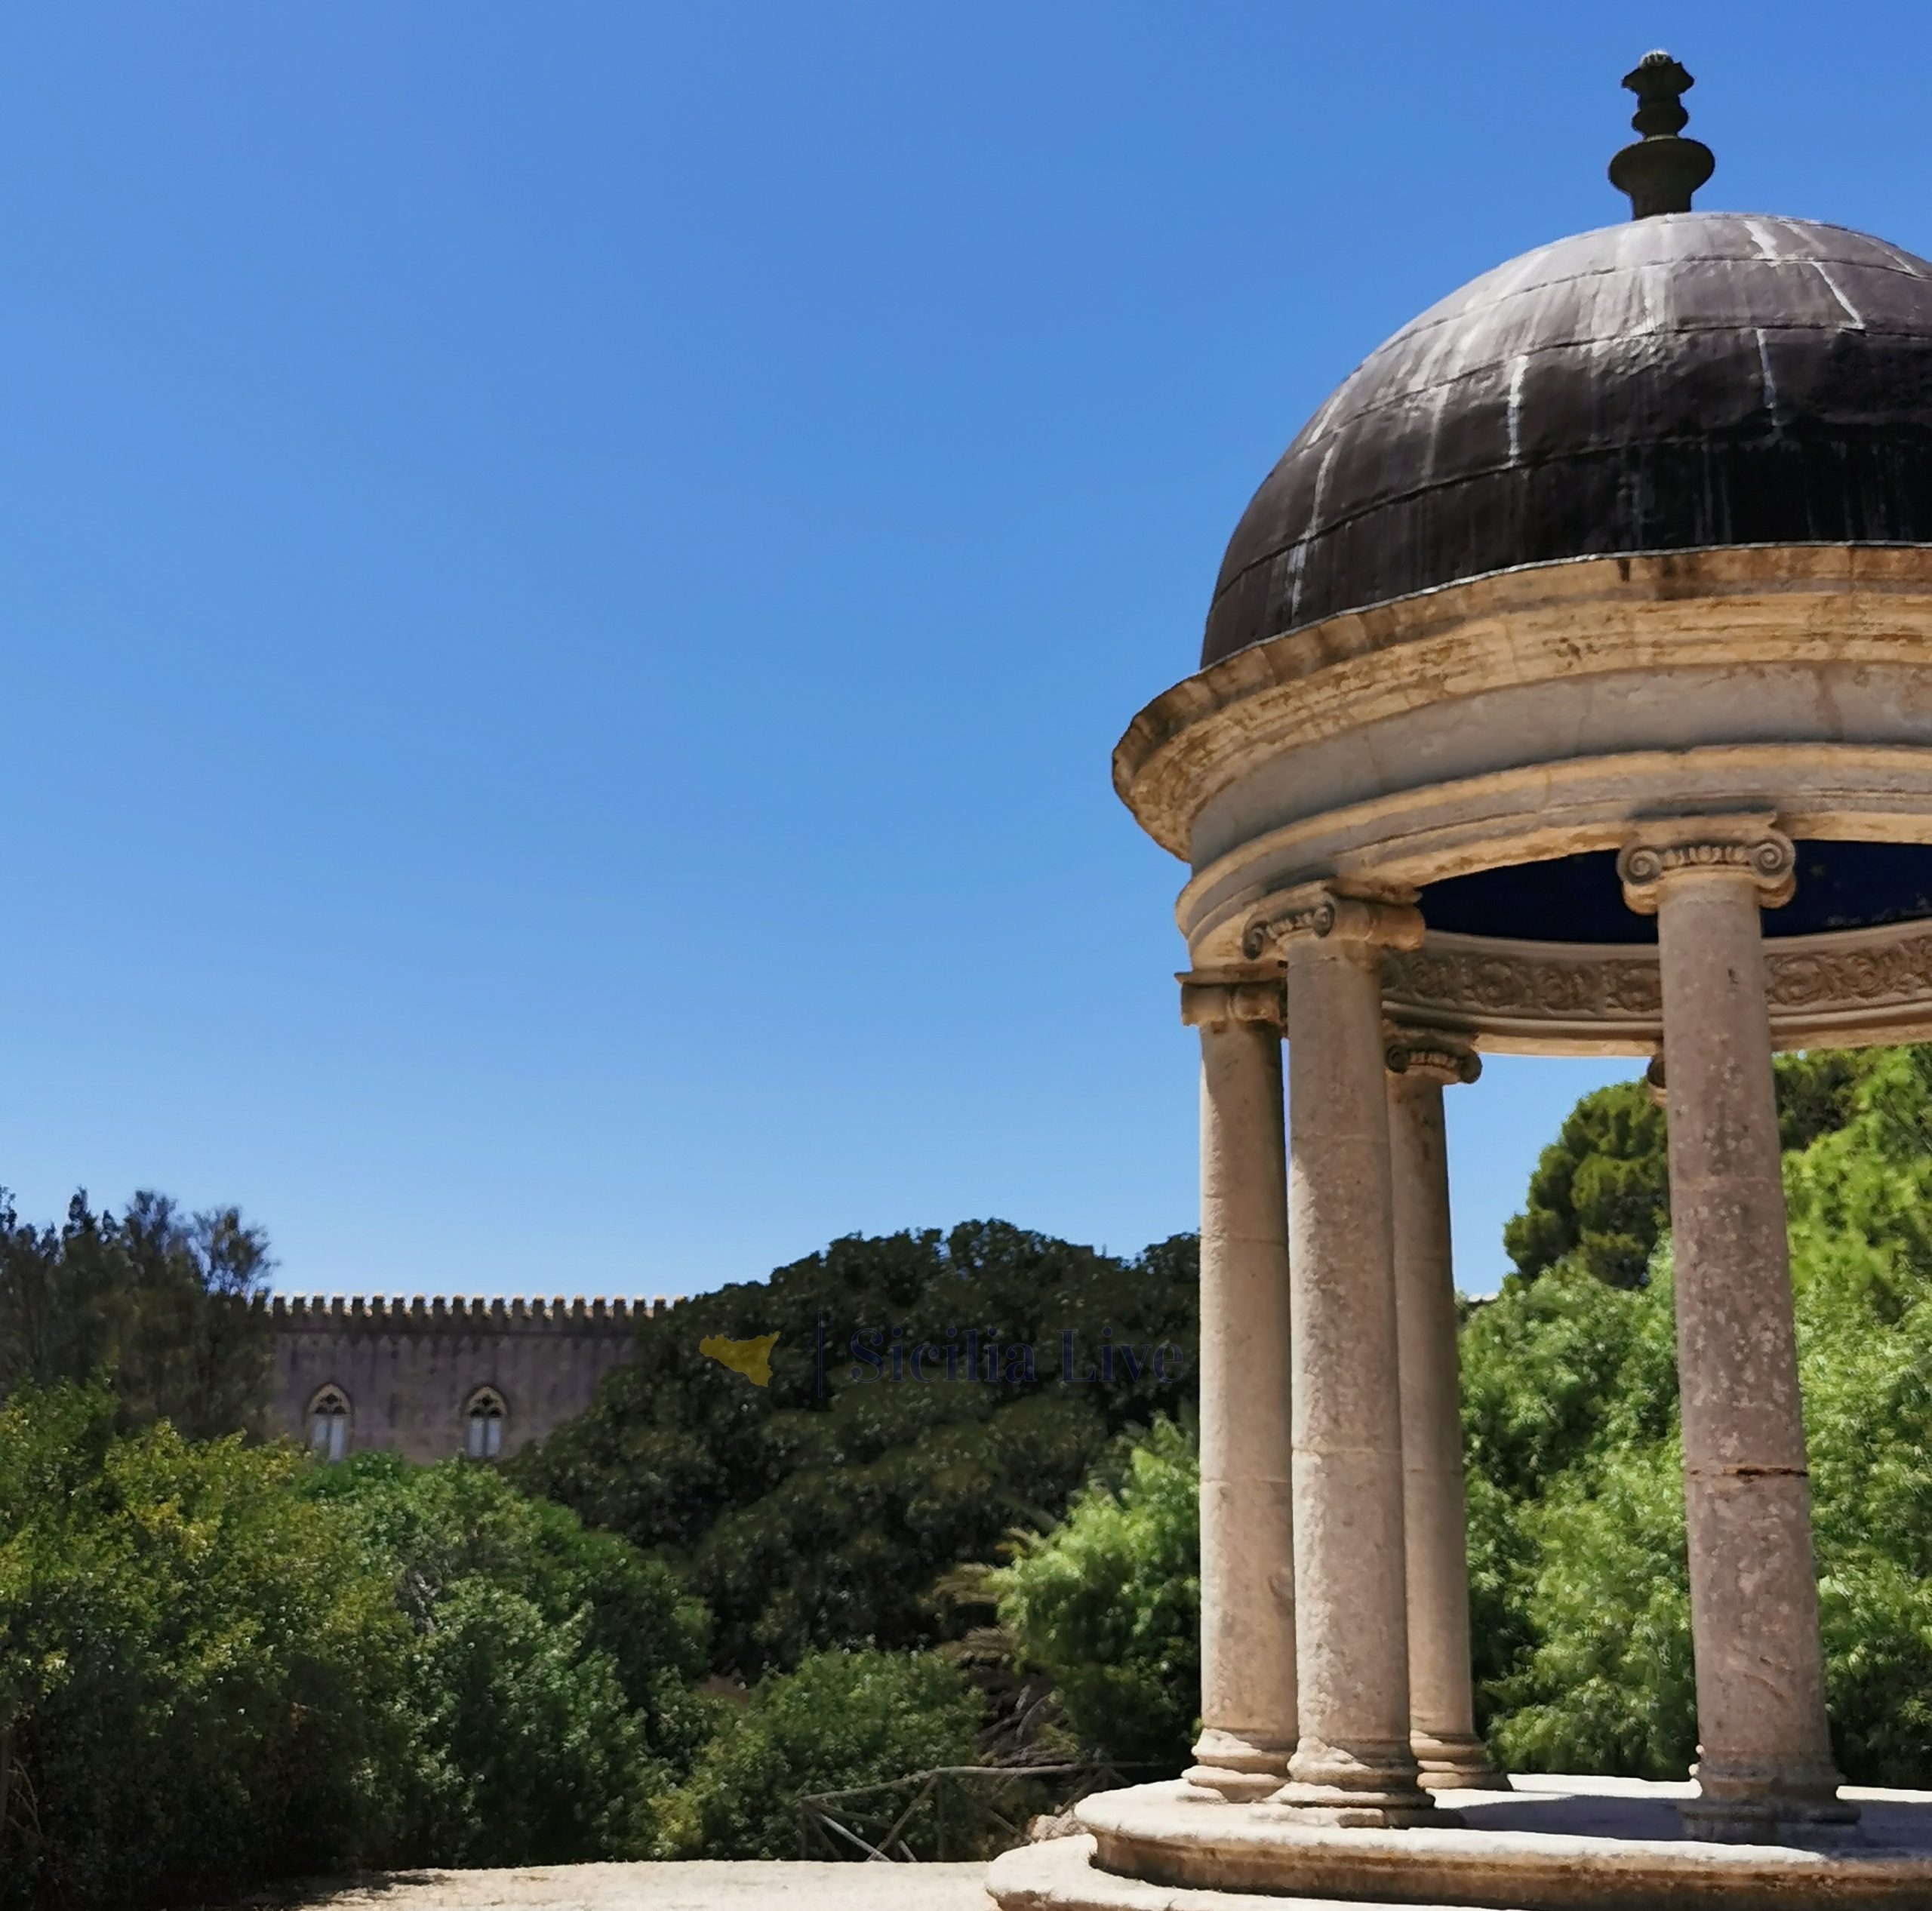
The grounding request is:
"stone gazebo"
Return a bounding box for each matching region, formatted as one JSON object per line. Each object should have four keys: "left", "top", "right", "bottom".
{"left": 991, "top": 54, "right": 1932, "bottom": 1911}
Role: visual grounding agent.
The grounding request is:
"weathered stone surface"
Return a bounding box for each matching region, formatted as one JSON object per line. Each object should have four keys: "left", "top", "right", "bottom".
{"left": 989, "top": 1833, "right": 1444, "bottom": 1908}
{"left": 982, "top": 1780, "right": 1932, "bottom": 1909}
{"left": 1629, "top": 830, "right": 1850, "bottom": 1833}
{"left": 1275, "top": 900, "right": 1430, "bottom": 1826}
{"left": 1386, "top": 1044, "right": 1499, "bottom": 1793}
{"left": 1184, "top": 974, "right": 1297, "bottom": 1799}
{"left": 263, "top": 1293, "right": 665, "bottom": 1463}
{"left": 1115, "top": 546, "right": 1932, "bottom": 933}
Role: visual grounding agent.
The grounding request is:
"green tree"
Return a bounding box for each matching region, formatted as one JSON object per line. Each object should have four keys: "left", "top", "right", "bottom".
{"left": 0, "top": 1190, "right": 272, "bottom": 1438}
{"left": 1782, "top": 1045, "right": 1932, "bottom": 1778}
{"left": 1502, "top": 1082, "right": 1669, "bottom": 1289}
{"left": 0, "top": 1386, "right": 408, "bottom": 1910}
{"left": 655, "top": 1648, "right": 984, "bottom": 1860}
{"left": 516, "top": 1221, "right": 1198, "bottom": 1676}
{"left": 1469, "top": 1042, "right": 1932, "bottom": 1783}
{"left": 991, "top": 1417, "right": 1200, "bottom": 1765}
{"left": 1502, "top": 1049, "right": 1890, "bottom": 1288}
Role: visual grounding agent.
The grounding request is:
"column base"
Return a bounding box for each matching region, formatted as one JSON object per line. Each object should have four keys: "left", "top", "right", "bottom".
{"left": 1270, "top": 1737, "right": 1435, "bottom": 1827}
{"left": 1185, "top": 1728, "right": 1295, "bottom": 1802}
{"left": 1681, "top": 1756, "right": 1861, "bottom": 1841}
{"left": 1411, "top": 1730, "right": 1506, "bottom": 1792}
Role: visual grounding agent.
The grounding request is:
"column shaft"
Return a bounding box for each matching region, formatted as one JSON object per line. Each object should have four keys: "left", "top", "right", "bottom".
{"left": 1387, "top": 1049, "right": 1502, "bottom": 1791}
{"left": 1629, "top": 832, "right": 1852, "bottom": 1836}
{"left": 1186, "top": 980, "right": 1297, "bottom": 1799}
{"left": 1268, "top": 897, "right": 1432, "bottom": 1826}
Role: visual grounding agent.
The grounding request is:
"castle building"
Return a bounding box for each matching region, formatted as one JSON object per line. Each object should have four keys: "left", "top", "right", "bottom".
{"left": 260, "top": 1292, "right": 672, "bottom": 1463}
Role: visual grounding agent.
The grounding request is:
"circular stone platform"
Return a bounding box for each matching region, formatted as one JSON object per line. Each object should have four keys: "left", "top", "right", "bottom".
{"left": 984, "top": 1778, "right": 1932, "bottom": 1909}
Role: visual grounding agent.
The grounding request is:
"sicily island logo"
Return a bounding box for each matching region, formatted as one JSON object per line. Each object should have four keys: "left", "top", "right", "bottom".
{"left": 699, "top": 1332, "right": 780, "bottom": 1387}
{"left": 699, "top": 1319, "right": 1185, "bottom": 1393}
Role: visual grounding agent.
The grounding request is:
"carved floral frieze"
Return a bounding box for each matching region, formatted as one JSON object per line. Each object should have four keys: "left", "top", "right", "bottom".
{"left": 1382, "top": 925, "right": 1932, "bottom": 1039}
{"left": 1383, "top": 946, "right": 1663, "bottom": 1023}
{"left": 1765, "top": 934, "right": 1932, "bottom": 1011}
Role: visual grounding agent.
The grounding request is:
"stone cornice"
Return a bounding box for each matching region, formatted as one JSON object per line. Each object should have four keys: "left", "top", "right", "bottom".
{"left": 1172, "top": 744, "right": 1932, "bottom": 959}
{"left": 1115, "top": 546, "right": 1932, "bottom": 859}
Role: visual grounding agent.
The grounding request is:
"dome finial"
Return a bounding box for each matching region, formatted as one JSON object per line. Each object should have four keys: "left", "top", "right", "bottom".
{"left": 1609, "top": 50, "right": 1715, "bottom": 218}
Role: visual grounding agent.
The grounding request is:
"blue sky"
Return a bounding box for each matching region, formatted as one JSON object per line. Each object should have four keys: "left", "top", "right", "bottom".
{"left": 1, "top": 4, "right": 1924, "bottom": 1300}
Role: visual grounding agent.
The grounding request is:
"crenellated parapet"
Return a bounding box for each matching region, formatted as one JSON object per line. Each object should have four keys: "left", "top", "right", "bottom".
{"left": 255, "top": 1292, "right": 676, "bottom": 1333}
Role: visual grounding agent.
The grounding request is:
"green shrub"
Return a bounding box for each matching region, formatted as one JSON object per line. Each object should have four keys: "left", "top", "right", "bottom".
{"left": 0, "top": 1386, "right": 407, "bottom": 1909}
{"left": 656, "top": 1648, "right": 983, "bottom": 1858}
{"left": 991, "top": 1417, "right": 1198, "bottom": 1765}
{"left": 302, "top": 1452, "right": 712, "bottom": 1865}
{"left": 399, "top": 1578, "right": 655, "bottom": 1863}
{"left": 0, "top": 1396, "right": 721, "bottom": 1906}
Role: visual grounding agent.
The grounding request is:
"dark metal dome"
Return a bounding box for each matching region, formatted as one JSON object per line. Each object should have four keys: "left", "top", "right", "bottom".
{"left": 1203, "top": 213, "right": 1932, "bottom": 666}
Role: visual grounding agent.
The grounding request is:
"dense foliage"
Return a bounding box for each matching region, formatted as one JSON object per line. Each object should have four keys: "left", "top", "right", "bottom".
{"left": 303, "top": 1454, "right": 712, "bottom": 1866}
{"left": 18, "top": 1050, "right": 1932, "bottom": 1902}
{"left": 0, "top": 1190, "right": 272, "bottom": 1437}
{"left": 657, "top": 1649, "right": 984, "bottom": 1859}
{"left": 516, "top": 1221, "right": 1198, "bottom": 1676}
{"left": 1469, "top": 1042, "right": 1932, "bottom": 1783}
{"left": 992, "top": 1417, "right": 1199, "bottom": 1765}
{"left": 1460, "top": 1260, "right": 1693, "bottom": 1773}
{"left": 1502, "top": 1049, "right": 1872, "bottom": 1287}
{"left": 0, "top": 1392, "right": 716, "bottom": 1907}
{"left": 1502, "top": 1081, "right": 1669, "bottom": 1289}
{"left": 0, "top": 1387, "right": 407, "bottom": 1909}
{"left": 0, "top": 1207, "right": 1199, "bottom": 1903}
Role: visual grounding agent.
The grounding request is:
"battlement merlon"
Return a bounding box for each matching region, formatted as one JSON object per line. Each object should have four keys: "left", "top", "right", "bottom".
{"left": 253, "top": 1293, "right": 680, "bottom": 1333}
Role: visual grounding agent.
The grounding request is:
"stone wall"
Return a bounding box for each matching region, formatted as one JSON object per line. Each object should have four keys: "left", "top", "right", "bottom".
{"left": 262, "top": 1293, "right": 674, "bottom": 1463}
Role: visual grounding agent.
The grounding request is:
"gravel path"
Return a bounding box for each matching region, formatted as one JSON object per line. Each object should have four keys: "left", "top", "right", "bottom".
{"left": 258, "top": 1860, "right": 996, "bottom": 1909}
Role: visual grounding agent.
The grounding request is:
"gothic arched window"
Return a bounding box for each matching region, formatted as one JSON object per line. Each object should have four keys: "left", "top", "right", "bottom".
{"left": 308, "top": 1385, "right": 351, "bottom": 1462}
{"left": 464, "top": 1386, "right": 507, "bottom": 1460}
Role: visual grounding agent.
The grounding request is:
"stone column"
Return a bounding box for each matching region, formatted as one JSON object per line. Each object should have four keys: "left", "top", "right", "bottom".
{"left": 1181, "top": 971, "right": 1298, "bottom": 1800}
{"left": 1385, "top": 1029, "right": 1503, "bottom": 1793}
{"left": 1245, "top": 886, "right": 1434, "bottom": 1827}
{"left": 1617, "top": 820, "right": 1854, "bottom": 1838}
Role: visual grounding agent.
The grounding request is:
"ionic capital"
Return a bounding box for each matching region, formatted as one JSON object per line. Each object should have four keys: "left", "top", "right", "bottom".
{"left": 1179, "top": 968, "right": 1286, "bottom": 1030}
{"left": 1616, "top": 815, "right": 1796, "bottom": 915}
{"left": 1241, "top": 884, "right": 1425, "bottom": 962}
{"left": 1383, "top": 1028, "right": 1481, "bottom": 1086}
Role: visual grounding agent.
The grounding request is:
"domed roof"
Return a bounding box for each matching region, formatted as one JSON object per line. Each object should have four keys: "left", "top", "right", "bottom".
{"left": 1203, "top": 212, "right": 1932, "bottom": 667}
